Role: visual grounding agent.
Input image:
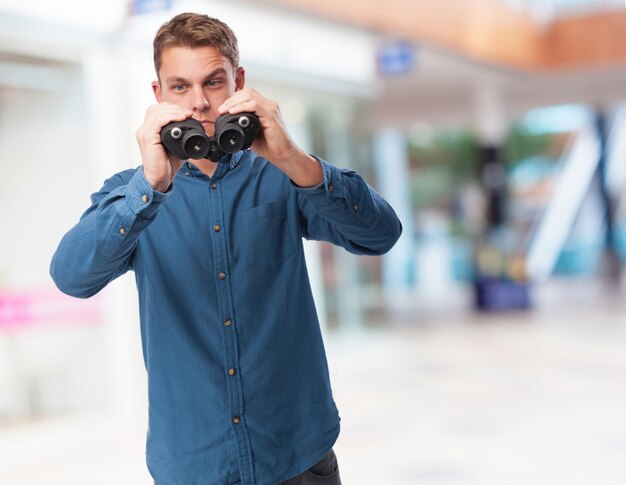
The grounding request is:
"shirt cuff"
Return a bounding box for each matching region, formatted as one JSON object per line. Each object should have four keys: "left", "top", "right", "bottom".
{"left": 125, "top": 167, "right": 171, "bottom": 218}
{"left": 293, "top": 156, "right": 353, "bottom": 204}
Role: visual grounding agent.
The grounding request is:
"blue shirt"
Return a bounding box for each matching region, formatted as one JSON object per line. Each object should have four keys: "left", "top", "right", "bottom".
{"left": 50, "top": 151, "right": 402, "bottom": 485}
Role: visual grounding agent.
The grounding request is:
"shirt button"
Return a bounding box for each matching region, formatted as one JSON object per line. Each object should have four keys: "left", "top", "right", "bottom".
{"left": 328, "top": 184, "right": 334, "bottom": 192}
{"left": 213, "top": 224, "right": 221, "bottom": 232}
{"left": 233, "top": 416, "right": 241, "bottom": 424}
{"left": 211, "top": 182, "right": 217, "bottom": 189}
{"left": 218, "top": 272, "right": 226, "bottom": 280}
{"left": 119, "top": 227, "right": 127, "bottom": 235}
{"left": 352, "top": 204, "right": 359, "bottom": 212}
{"left": 224, "top": 319, "right": 232, "bottom": 327}
{"left": 141, "top": 194, "right": 149, "bottom": 203}
{"left": 229, "top": 368, "right": 237, "bottom": 376}
{"left": 184, "top": 172, "right": 190, "bottom": 176}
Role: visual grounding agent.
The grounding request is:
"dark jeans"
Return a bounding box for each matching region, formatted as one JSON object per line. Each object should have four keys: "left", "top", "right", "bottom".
{"left": 275, "top": 449, "right": 341, "bottom": 485}
{"left": 154, "top": 449, "right": 341, "bottom": 485}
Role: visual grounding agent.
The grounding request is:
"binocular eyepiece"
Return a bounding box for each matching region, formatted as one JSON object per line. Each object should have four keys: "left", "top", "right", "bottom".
{"left": 160, "top": 112, "right": 260, "bottom": 162}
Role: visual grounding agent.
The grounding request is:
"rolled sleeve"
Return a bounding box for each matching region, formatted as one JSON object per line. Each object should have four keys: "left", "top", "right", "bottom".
{"left": 293, "top": 156, "right": 402, "bottom": 255}
{"left": 50, "top": 167, "right": 172, "bottom": 297}
{"left": 293, "top": 156, "right": 349, "bottom": 204}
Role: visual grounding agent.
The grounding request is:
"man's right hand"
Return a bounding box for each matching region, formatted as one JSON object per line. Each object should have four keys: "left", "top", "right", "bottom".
{"left": 136, "top": 102, "right": 193, "bottom": 193}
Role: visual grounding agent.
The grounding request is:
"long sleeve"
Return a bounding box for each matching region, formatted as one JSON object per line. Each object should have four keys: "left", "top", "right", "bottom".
{"left": 295, "top": 157, "right": 402, "bottom": 255}
{"left": 50, "top": 167, "right": 170, "bottom": 298}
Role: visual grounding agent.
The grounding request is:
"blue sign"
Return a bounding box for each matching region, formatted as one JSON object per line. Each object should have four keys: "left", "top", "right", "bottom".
{"left": 377, "top": 41, "right": 416, "bottom": 77}
{"left": 131, "top": 0, "right": 173, "bottom": 15}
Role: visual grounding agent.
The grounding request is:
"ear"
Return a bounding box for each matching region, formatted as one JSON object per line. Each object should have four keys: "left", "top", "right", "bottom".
{"left": 152, "top": 80, "right": 163, "bottom": 102}
{"left": 234, "top": 67, "right": 245, "bottom": 92}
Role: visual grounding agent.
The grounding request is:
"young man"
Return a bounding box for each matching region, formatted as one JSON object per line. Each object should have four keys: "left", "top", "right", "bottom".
{"left": 50, "top": 12, "right": 401, "bottom": 485}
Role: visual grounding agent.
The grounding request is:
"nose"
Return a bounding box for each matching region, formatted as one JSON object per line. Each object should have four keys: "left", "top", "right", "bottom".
{"left": 192, "top": 89, "right": 209, "bottom": 112}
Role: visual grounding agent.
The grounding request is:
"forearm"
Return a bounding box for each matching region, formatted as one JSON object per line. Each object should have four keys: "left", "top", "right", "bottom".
{"left": 50, "top": 218, "right": 133, "bottom": 298}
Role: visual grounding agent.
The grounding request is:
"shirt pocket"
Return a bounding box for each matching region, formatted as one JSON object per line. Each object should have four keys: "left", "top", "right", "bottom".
{"left": 244, "top": 201, "right": 295, "bottom": 268}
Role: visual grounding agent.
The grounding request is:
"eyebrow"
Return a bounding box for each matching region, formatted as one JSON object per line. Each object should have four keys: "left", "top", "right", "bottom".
{"left": 165, "top": 68, "right": 228, "bottom": 85}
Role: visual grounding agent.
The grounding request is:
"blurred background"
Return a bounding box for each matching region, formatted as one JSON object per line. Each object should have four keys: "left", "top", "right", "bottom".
{"left": 2, "top": 0, "right": 626, "bottom": 483}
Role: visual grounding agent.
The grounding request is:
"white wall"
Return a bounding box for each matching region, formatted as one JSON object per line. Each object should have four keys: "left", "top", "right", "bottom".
{"left": 0, "top": 0, "right": 380, "bottom": 424}
{"left": 0, "top": 67, "right": 90, "bottom": 286}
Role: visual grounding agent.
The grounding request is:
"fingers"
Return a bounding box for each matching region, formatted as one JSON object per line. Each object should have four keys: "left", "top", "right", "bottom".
{"left": 136, "top": 103, "right": 193, "bottom": 150}
{"left": 217, "top": 88, "right": 279, "bottom": 119}
{"left": 220, "top": 100, "right": 258, "bottom": 116}
{"left": 136, "top": 102, "right": 192, "bottom": 192}
{"left": 217, "top": 89, "right": 251, "bottom": 115}
{"left": 144, "top": 103, "right": 192, "bottom": 134}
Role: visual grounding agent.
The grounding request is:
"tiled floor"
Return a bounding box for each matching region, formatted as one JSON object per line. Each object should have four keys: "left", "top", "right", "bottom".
{"left": 2, "top": 279, "right": 626, "bottom": 484}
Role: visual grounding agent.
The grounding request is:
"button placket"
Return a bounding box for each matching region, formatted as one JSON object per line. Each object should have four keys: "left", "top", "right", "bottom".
{"left": 206, "top": 171, "right": 255, "bottom": 481}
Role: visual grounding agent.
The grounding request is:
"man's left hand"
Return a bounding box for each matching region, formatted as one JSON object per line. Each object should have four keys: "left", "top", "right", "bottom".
{"left": 217, "top": 88, "right": 323, "bottom": 188}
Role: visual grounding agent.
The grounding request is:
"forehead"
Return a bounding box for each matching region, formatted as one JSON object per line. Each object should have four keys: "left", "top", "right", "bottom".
{"left": 159, "top": 46, "right": 234, "bottom": 77}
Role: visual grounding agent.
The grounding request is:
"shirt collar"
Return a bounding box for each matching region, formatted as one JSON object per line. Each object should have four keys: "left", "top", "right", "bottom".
{"left": 183, "top": 151, "right": 245, "bottom": 179}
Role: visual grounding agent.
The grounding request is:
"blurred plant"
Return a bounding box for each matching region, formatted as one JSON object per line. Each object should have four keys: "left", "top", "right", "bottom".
{"left": 409, "top": 130, "right": 481, "bottom": 182}
{"left": 408, "top": 123, "right": 563, "bottom": 207}
{"left": 501, "top": 122, "right": 559, "bottom": 166}
{"left": 408, "top": 129, "right": 481, "bottom": 211}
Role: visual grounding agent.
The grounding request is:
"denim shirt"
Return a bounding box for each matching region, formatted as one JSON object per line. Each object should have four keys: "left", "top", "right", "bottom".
{"left": 50, "top": 151, "right": 402, "bottom": 485}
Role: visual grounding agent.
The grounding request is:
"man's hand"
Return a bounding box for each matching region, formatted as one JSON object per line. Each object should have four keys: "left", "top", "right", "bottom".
{"left": 217, "top": 88, "right": 323, "bottom": 188}
{"left": 136, "top": 102, "right": 193, "bottom": 192}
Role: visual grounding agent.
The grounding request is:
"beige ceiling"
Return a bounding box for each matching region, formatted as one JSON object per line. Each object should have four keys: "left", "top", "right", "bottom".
{"left": 257, "top": 0, "right": 626, "bottom": 71}
{"left": 254, "top": 0, "right": 626, "bottom": 128}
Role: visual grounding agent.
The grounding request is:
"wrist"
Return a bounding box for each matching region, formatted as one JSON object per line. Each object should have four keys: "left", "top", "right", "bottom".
{"left": 142, "top": 167, "right": 170, "bottom": 193}
{"left": 153, "top": 181, "right": 171, "bottom": 193}
{"left": 275, "top": 149, "right": 323, "bottom": 188}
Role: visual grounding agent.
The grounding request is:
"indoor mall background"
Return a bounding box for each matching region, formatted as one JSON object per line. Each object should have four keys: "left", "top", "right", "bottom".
{"left": 2, "top": 1, "right": 626, "bottom": 483}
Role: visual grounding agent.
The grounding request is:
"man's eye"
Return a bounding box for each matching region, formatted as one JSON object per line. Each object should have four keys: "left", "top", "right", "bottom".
{"left": 173, "top": 85, "right": 185, "bottom": 92}
{"left": 206, "top": 80, "right": 221, "bottom": 87}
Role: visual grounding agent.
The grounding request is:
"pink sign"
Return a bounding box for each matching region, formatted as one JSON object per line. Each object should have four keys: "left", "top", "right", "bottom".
{"left": 0, "top": 287, "right": 102, "bottom": 330}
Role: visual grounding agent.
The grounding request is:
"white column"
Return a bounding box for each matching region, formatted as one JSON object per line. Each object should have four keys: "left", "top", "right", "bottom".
{"left": 473, "top": 83, "right": 507, "bottom": 146}
{"left": 372, "top": 128, "right": 414, "bottom": 295}
{"left": 83, "top": 45, "right": 146, "bottom": 419}
{"left": 321, "top": 103, "right": 364, "bottom": 330}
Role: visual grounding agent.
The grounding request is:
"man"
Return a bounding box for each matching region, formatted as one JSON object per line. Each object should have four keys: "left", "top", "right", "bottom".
{"left": 50, "top": 12, "right": 401, "bottom": 485}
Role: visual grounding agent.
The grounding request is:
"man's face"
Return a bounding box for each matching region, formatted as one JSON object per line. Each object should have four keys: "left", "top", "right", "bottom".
{"left": 152, "top": 46, "right": 245, "bottom": 136}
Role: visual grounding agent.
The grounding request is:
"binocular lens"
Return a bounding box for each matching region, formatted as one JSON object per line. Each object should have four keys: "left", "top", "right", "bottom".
{"left": 217, "top": 126, "right": 245, "bottom": 153}
{"left": 182, "top": 132, "right": 210, "bottom": 159}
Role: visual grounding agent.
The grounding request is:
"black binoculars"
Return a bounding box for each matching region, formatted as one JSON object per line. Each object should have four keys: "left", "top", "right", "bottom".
{"left": 160, "top": 112, "right": 260, "bottom": 162}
